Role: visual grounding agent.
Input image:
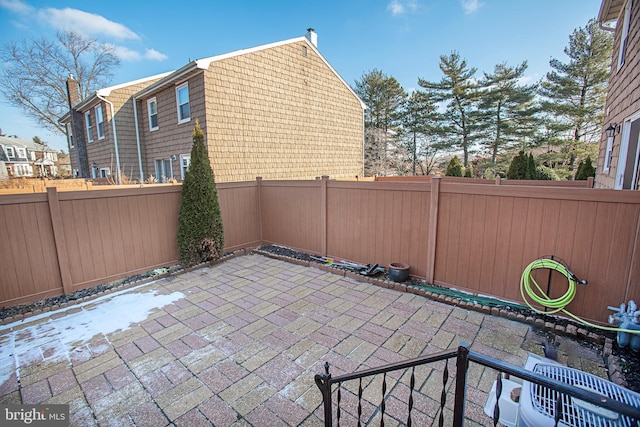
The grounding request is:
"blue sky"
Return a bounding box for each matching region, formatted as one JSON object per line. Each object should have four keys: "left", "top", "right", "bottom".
{"left": 1, "top": 0, "right": 603, "bottom": 152}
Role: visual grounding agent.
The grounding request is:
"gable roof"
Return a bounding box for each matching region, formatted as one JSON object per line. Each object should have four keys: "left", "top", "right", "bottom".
{"left": 134, "top": 35, "right": 366, "bottom": 109}
{"left": 59, "top": 72, "right": 173, "bottom": 124}
{"left": 0, "top": 135, "right": 57, "bottom": 153}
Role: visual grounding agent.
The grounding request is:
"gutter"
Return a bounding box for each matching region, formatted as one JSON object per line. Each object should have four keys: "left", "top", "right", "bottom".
{"left": 96, "top": 93, "right": 122, "bottom": 185}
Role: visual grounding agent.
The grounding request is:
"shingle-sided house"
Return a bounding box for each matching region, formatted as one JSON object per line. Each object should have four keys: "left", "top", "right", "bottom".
{"left": 60, "top": 73, "right": 170, "bottom": 180}
{"left": 596, "top": 0, "right": 640, "bottom": 189}
{"left": 61, "top": 30, "right": 366, "bottom": 183}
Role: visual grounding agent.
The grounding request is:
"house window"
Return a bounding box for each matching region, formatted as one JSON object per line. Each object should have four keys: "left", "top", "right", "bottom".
{"left": 180, "top": 154, "right": 191, "bottom": 180}
{"left": 5, "top": 146, "right": 14, "bottom": 158}
{"left": 148, "top": 98, "right": 159, "bottom": 131}
{"left": 17, "top": 147, "right": 26, "bottom": 158}
{"left": 100, "top": 168, "right": 110, "bottom": 178}
{"left": 96, "top": 104, "right": 105, "bottom": 139}
{"left": 85, "top": 111, "right": 94, "bottom": 142}
{"left": 176, "top": 83, "right": 190, "bottom": 124}
{"left": 67, "top": 123, "right": 74, "bottom": 148}
{"left": 603, "top": 135, "right": 614, "bottom": 172}
{"left": 617, "top": 0, "right": 633, "bottom": 71}
{"left": 154, "top": 159, "right": 173, "bottom": 183}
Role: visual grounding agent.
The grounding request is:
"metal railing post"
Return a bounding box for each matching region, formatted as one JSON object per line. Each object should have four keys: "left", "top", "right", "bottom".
{"left": 314, "top": 362, "right": 333, "bottom": 427}
{"left": 453, "top": 342, "right": 470, "bottom": 427}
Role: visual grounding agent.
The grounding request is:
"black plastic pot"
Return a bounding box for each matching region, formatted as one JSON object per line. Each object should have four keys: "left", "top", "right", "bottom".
{"left": 388, "top": 262, "right": 410, "bottom": 282}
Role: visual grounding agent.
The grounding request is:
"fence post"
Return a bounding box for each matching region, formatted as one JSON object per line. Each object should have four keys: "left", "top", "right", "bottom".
{"left": 256, "top": 177, "right": 263, "bottom": 245}
{"left": 425, "top": 176, "right": 441, "bottom": 283}
{"left": 587, "top": 176, "right": 594, "bottom": 188}
{"left": 321, "top": 176, "right": 329, "bottom": 256}
{"left": 495, "top": 176, "right": 501, "bottom": 185}
{"left": 314, "top": 362, "right": 333, "bottom": 427}
{"left": 453, "top": 342, "right": 470, "bottom": 427}
{"left": 46, "top": 187, "right": 73, "bottom": 295}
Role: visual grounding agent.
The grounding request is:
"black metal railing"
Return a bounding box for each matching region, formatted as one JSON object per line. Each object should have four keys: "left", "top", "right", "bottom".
{"left": 314, "top": 342, "right": 640, "bottom": 427}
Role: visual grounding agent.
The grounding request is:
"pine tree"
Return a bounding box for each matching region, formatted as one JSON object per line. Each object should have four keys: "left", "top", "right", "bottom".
{"left": 353, "top": 69, "right": 406, "bottom": 176}
{"left": 445, "top": 156, "right": 463, "bottom": 177}
{"left": 507, "top": 151, "right": 530, "bottom": 180}
{"left": 418, "top": 51, "right": 479, "bottom": 167}
{"left": 400, "top": 90, "right": 440, "bottom": 175}
{"left": 528, "top": 153, "right": 538, "bottom": 180}
{"left": 477, "top": 62, "right": 539, "bottom": 164}
{"left": 575, "top": 156, "right": 596, "bottom": 180}
{"left": 538, "top": 18, "right": 612, "bottom": 169}
{"left": 177, "top": 119, "right": 224, "bottom": 267}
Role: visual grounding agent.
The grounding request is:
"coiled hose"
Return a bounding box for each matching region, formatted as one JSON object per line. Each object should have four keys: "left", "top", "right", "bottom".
{"left": 520, "top": 258, "right": 640, "bottom": 334}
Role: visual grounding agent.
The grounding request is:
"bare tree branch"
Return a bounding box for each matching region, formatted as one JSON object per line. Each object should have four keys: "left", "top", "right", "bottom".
{"left": 0, "top": 30, "right": 120, "bottom": 134}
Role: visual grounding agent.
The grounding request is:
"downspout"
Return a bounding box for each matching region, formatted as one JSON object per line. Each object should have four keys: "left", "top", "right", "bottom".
{"left": 132, "top": 97, "right": 144, "bottom": 183}
{"left": 96, "top": 94, "right": 122, "bottom": 185}
{"left": 361, "top": 109, "right": 365, "bottom": 178}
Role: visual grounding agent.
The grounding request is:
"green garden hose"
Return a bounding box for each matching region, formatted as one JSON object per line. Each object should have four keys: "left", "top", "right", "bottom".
{"left": 520, "top": 258, "right": 640, "bottom": 334}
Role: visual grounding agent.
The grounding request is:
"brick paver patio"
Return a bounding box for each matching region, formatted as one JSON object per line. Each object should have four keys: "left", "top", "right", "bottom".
{"left": 0, "top": 254, "right": 607, "bottom": 426}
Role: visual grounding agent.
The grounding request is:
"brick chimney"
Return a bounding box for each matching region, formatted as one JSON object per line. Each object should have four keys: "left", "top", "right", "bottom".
{"left": 305, "top": 28, "right": 317, "bottom": 48}
{"left": 65, "top": 73, "right": 89, "bottom": 177}
{"left": 66, "top": 74, "right": 80, "bottom": 108}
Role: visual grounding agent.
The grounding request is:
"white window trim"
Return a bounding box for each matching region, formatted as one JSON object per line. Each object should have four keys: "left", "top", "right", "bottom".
{"left": 96, "top": 104, "right": 105, "bottom": 140}
{"left": 67, "top": 123, "right": 74, "bottom": 148}
{"left": 5, "top": 146, "right": 14, "bottom": 158}
{"left": 148, "top": 97, "right": 159, "bottom": 131}
{"left": 100, "top": 167, "right": 110, "bottom": 178}
{"left": 85, "top": 111, "right": 94, "bottom": 143}
{"left": 17, "top": 147, "right": 26, "bottom": 158}
{"left": 176, "top": 82, "right": 191, "bottom": 124}
{"left": 180, "top": 154, "right": 191, "bottom": 180}
{"left": 603, "top": 135, "right": 614, "bottom": 172}
{"left": 617, "top": 0, "right": 633, "bottom": 72}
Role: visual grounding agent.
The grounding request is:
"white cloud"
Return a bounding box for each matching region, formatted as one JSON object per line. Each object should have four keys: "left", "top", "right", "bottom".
{"left": 38, "top": 7, "right": 140, "bottom": 40}
{"left": 110, "top": 45, "right": 141, "bottom": 61}
{"left": 144, "top": 48, "right": 168, "bottom": 61}
{"left": 461, "top": 0, "right": 483, "bottom": 15}
{"left": 0, "top": 0, "right": 33, "bottom": 14}
{"left": 387, "top": 0, "right": 418, "bottom": 16}
{"left": 518, "top": 73, "right": 540, "bottom": 86}
{"left": 108, "top": 45, "right": 168, "bottom": 62}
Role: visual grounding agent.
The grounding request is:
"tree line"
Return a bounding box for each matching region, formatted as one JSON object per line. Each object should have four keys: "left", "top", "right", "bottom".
{"left": 353, "top": 18, "right": 612, "bottom": 180}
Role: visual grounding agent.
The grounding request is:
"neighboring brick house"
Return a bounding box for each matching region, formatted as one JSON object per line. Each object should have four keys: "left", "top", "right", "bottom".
{"left": 0, "top": 135, "right": 59, "bottom": 178}
{"left": 596, "top": 0, "right": 640, "bottom": 189}
{"left": 61, "top": 30, "right": 365, "bottom": 183}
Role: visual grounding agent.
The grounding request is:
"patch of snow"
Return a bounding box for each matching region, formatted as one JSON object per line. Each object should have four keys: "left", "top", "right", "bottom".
{"left": 0, "top": 288, "right": 184, "bottom": 386}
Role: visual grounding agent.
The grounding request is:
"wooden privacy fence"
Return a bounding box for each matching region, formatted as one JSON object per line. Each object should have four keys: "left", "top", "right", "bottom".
{"left": 375, "top": 175, "right": 595, "bottom": 188}
{"left": 1, "top": 176, "right": 639, "bottom": 325}
{"left": 258, "top": 177, "right": 639, "bottom": 324}
{"left": 0, "top": 182, "right": 260, "bottom": 308}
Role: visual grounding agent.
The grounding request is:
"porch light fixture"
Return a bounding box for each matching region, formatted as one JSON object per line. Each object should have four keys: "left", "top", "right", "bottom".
{"left": 605, "top": 123, "right": 621, "bottom": 138}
